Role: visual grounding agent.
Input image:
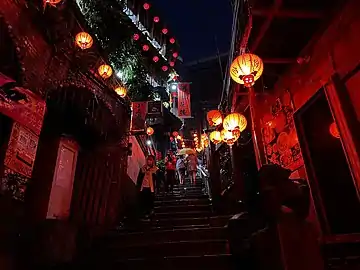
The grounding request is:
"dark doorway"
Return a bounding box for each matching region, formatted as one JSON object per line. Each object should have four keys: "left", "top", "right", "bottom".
{"left": 0, "top": 114, "right": 12, "bottom": 177}
{"left": 294, "top": 88, "right": 360, "bottom": 235}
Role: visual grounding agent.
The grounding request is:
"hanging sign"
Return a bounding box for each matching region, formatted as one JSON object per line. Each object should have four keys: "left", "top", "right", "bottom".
{"left": 177, "top": 83, "right": 191, "bottom": 118}
{"left": 130, "top": 102, "right": 147, "bottom": 132}
{"left": 0, "top": 86, "right": 46, "bottom": 135}
{"left": 4, "top": 122, "right": 39, "bottom": 178}
{"left": 147, "top": 101, "right": 163, "bottom": 117}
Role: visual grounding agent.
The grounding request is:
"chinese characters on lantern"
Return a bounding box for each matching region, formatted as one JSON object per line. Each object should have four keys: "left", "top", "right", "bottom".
{"left": 177, "top": 83, "right": 191, "bottom": 118}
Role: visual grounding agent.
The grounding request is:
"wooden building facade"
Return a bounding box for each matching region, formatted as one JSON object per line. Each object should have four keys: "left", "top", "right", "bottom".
{"left": 0, "top": 0, "right": 131, "bottom": 268}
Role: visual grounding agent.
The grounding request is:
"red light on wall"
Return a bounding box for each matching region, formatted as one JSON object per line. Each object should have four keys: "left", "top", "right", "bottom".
{"left": 172, "top": 52, "right": 178, "bottom": 58}
{"left": 169, "top": 61, "right": 175, "bottom": 67}
{"left": 169, "top": 38, "right": 175, "bottom": 44}
{"left": 329, "top": 122, "right": 340, "bottom": 138}
{"left": 154, "top": 16, "right": 160, "bottom": 23}
{"left": 133, "top": 33, "right": 140, "bottom": 41}
{"left": 142, "top": 44, "right": 149, "bottom": 51}
{"left": 162, "top": 65, "right": 168, "bottom": 71}
{"left": 162, "top": 28, "right": 168, "bottom": 35}
{"left": 153, "top": 56, "right": 159, "bottom": 62}
{"left": 143, "top": 3, "right": 150, "bottom": 10}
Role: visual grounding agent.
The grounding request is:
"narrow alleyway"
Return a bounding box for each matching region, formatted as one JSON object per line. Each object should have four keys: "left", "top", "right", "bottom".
{"left": 86, "top": 178, "right": 234, "bottom": 269}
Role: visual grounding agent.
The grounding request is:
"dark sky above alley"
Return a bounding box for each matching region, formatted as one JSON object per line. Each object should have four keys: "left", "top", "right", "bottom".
{"left": 152, "top": 0, "right": 233, "bottom": 63}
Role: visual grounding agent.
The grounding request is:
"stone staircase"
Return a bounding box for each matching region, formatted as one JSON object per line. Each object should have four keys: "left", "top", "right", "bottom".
{"left": 85, "top": 179, "right": 235, "bottom": 269}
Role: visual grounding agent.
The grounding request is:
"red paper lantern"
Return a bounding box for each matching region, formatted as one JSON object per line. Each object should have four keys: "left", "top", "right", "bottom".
{"left": 172, "top": 131, "right": 178, "bottom": 137}
{"left": 172, "top": 52, "right": 178, "bottom": 58}
{"left": 207, "top": 110, "right": 223, "bottom": 127}
{"left": 169, "top": 61, "right": 175, "bottom": 67}
{"left": 143, "top": 3, "right": 150, "bottom": 10}
{"left": 153, "top": 16, "right": 160, "bottom": 23}
{"left": 162, "top": 65, "right": 168, "bottom": 71}
{"left": 133, "top": 33, "right": 140, "bottom": 41}
{"left": 153, "top": 56, "right": 159, "bottom": 62}
{"left": 162, "top": 28, "right": 168, "bottom": 35}
{"left": 146, "top": 127, "right": 154, "bottom": 136}
{"left": 142, "top": 44, "right": 149, "bottom": 51}
{"left": 169, "top": 38, "right": 175, "bottom": 44}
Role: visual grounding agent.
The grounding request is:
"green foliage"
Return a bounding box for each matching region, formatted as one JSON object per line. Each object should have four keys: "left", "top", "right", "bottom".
{"left": 76, "top": 0, "right": 155, "bottom": 101}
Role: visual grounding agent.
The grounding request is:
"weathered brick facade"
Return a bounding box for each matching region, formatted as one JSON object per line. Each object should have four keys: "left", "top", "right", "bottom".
{"left": 1, "top": 1, "right": 131, "bottom": 268}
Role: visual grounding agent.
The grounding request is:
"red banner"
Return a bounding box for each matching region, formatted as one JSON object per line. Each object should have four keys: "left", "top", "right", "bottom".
{"left": 130, "top": 102, "right": 147, "bottom": 132}
{"left": 0, "top": 86, "right": 46, "bottom": 135}
{"left": 177, "top": 83, "right": 191, "bottom": 118}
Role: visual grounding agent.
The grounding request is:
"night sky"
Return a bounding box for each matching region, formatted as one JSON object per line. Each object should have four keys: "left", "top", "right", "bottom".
{"left": 152, "top": 0, "right": 233, "bottom": 63}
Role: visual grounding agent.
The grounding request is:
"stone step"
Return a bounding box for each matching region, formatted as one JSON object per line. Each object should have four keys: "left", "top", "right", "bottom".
{"left": 99, "top": 239, "right": 229, "bottom": 260}
{"left": 102, "top": 227, "right": 226, "bottom": 247}
{"left": 155, "top": 194, "right": 208, "bottom": 200}
{"left": 154, "top": 210, "right": 211, "bottom": 219}
{"left": 86, "top": 254, "right": 235, "bottom": 270}
{"left": 154, "top": 204, "right": 210, "bottom": 213}
{"left": 153, "top": 215, "right": 231, "bottom": 229}
{"left": 154, "top": 198, "right": 209, "bottom": 207}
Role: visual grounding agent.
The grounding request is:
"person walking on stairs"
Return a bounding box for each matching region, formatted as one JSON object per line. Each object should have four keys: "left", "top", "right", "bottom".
{"left": 186, "top": 153, "right": 198, "bottom": 185}
{"left": 176, "top": 155, "right": 186, "bottom": 184}
{"left": 137, "top": 155, "right": 158, "bottom": 218}
{"left": 165, "top": 151, "right": 176, "bottom": 193}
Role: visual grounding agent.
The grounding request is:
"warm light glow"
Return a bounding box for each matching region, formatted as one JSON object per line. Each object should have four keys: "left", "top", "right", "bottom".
{"left": 169, "top": 38, "right": 175, "bottom": 44}
{"left": 143, "top": 3, "right": 150, "bottom": 10}
{"left": 143, "top": 44, "right": 149, "bottom": 51}
{"left": 133, "top": 33, "right": 140, "bottom": 41}
{"left": 193, "top": 133, "right": 198, "bottom": 137}
{"left": 230, "top": 53, "right": 264, "bottom": 87}
{"left": 44, "top": 0, "right": 62, "bottom": 6}
{"left": 114, "top": 86, "right": 127, "bottom": 98}
{"left": 98, "top": 64, "right": 113, "bottom": 79}
{"left": 221, "top": 129, "right": 240, "bottom": 146}
{"left": 162, "top": 28, "right": 168, "bottom": 35}
{"left": 172, "top": 131, "right": 179, "bottom": 137}
{"left": 209, "top": 131, "right": 222, "bottom": 144}
{"left": 153, "top": 16, "right": 160, "bottom": 23}
{"left": 223, "top": 113, "right": 247, "bottom": 132}
{"left": 176, "top": 135, "right": 182, "bottom": 140}
{"left": 162, "top": 66, "right": 168, "bottom": 71}
{"left": 146, "top": 127, "right": 154, "bottom": 136}
{"left": 75, "top": 32, "right": 93, "bottom": 50}
{"left": 207, "top": 110, "right": 223, "bottom": 127}
{"left": 153, "top": 56, "right": 159, "bottom": 62}
{"left": 173, "top": 52, "right": 178, "bottom": 58}
{"left": 329, "top": 122, "right": 340, "bottom": 138}
{"left": 170, "top": 61, "right": 175, "bottom": 67}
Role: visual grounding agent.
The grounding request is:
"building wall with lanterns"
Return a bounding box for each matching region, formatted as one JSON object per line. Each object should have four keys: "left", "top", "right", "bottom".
{"left": 252, "top": 0, "right": 360, "bottom": 236}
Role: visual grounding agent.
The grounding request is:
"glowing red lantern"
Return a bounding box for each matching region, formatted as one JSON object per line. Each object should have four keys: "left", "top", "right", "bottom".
{"left": 169, "top": 61, "right": 175, "bottom": 67}
{"left": 169, "top": 38, "right": 175, "bottom": 44}
{"left": 162, "top": 65, "right": 168, "bottom": 71}
{"left": 172, "top": 52, "right": 178, "bottom": 58}
{"left": 153, "top": 16, "right": 160, "bottom": 23}
{"left": 172, "top": 131, "right": 179, "bottom": 137}
{"left": 133, "top": 34, "right": 140, "bottom": 41}
{"left": 162, "top": 28, "right": 168, "bottom": 35}
{"left": 43, "top": 0, "right": 61, "bottom": 7}
{"left": 98, "top": 64, "right": 113, "bottom": 79}
{"left": 143, "top": 44, "right": 149, "bottom": 51}
{"left": 207, "top": 110, "right": 223, "bottom": 127}
{"left": 143, "top": 3, "right": 150, "bottom": 10}
{"left": 329, "top": 122, "right": 340, "bottom": 138}
{"left": 75, "top": 32, "right": 93, "bottom": 50}
{"left": 153, "top": 56, "right": 159, "bottom": 62}
{"left": 146, "top": 127, "right": 154, "bottom": 136}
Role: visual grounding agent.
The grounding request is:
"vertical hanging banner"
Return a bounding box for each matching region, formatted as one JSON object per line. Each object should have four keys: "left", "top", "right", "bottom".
{"left": 130, "top": 102, "right": 147, "bottom": 132}
{"left": 177, "top": 83, "right": 191, "bottom": 118}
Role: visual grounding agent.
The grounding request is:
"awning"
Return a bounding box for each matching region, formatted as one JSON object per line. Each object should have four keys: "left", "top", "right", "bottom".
{"left": 0, "top": 72, "right": 16, "bottom": 87}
